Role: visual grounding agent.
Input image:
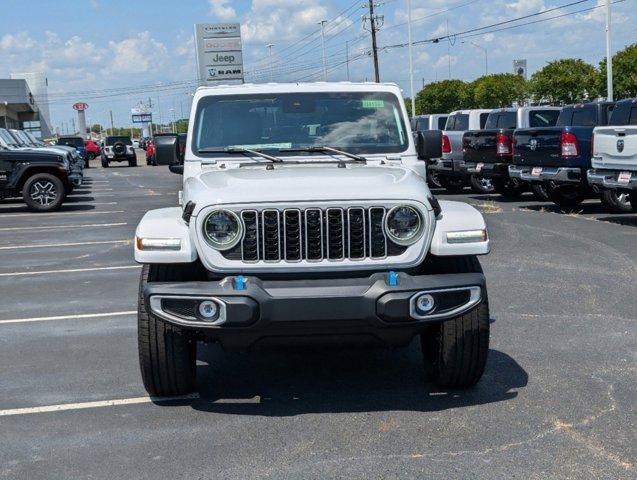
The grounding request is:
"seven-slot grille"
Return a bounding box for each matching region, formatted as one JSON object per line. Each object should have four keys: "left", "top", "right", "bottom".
{"left": 221, "top": 207, "right": 409, "bottom": 263}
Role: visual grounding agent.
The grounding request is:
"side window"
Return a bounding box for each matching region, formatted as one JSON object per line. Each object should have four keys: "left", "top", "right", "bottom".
{"left": 529, "top": 110, "right": 560, "bottom": 127}
{"left": 609, "top": 103, "right": 630, "bottom": 125}
{"left": 629, "top": 107, "right": 637, "bottom": 126}
{"left": 444, "top": 115, "right": 455, "bottom": 130}
{"left": 455, "top": 114, "right": 469, "bottom": 131}
{"left": 438, "top": 117, "right": 447, "bottom": 129}
{"left": 479, "top": 113, "right": 489, "bottom": 129}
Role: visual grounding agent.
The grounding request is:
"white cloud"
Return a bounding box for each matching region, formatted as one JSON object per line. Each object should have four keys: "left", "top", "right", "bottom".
{"left": 0, "top": 32, "right": 37, "bottom": 52}
{"left": 108, "top": 32, "right": 167, "bottom": 73}
{"left": 208, "top": 0, "right": 236, "bottom": 20}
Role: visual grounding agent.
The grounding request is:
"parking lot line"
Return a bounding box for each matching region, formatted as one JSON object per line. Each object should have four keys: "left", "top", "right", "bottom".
{"left": 0, "top": 222, "right": 127, "bottom": 231}
{"left": 0, "top": 239, "right": 131, "bottom": 250}
{"left": 0, "top": 210, "right": 124, "bottom": 218}
{"left": 0, "top": 394, "right": 199, "bottom": 417}
{"left": 0, "top": 265, "right": 141, "bottom": 277}
{"left": 0, "top": 310, "right": 136, "bottom": 325}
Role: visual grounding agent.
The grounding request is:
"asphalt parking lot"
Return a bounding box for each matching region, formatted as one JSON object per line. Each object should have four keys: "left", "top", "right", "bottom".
{"left": 0, "top": 155, "right": 635, "bottom": 479}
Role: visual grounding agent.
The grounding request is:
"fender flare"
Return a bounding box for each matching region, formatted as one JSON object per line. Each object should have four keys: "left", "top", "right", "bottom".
{"left": 134, "top": 207, "right": 198, "bottom": 264}
{"left": 429, "top": 200, "right": 490, "bottom": 256}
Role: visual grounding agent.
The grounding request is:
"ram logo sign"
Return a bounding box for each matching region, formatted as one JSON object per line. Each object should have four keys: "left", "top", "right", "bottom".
{"left": 529, "top": 138, "right": 538, "bottom": 151}
{"left": 617, "top": 139, "right": 624, "bottom": 152}
{"left": 206, "top": 67, "right": 244, "bottom": 81}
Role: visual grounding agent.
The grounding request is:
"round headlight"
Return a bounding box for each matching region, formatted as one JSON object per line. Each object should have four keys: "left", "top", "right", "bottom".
{"left": 385, "top": 205, "right": 423, "bottom": 246}
{"left": 202, "top": 210, "right": 243, "bottom": 250}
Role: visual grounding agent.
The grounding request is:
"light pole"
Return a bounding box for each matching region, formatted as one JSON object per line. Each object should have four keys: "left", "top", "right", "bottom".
{"left": 266, "top": 43, "right": 274, "bottom": 82}
{"left": 318, "top": 20, "right": 328, "bottom": 81}
{"left": 463, "top": 41, "right": 488, "bottom": 75}
{"left": 407, "top": 0, "right": 416, "bottom": 117}
{"left": 605, "top": 0, "right": 613, "bottom": 101}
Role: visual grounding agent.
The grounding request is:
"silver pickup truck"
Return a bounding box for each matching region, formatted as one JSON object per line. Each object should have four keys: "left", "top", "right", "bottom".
{"left": 428, "top": 109, "right": 492, "bottom": 192}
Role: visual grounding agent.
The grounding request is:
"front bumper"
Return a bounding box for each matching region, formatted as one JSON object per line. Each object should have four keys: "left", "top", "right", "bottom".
{"left": 144, "top": 271, "right": 486, "bottom": 348}
{"left": 460, "top": 161, "right": 509, "bottom": 178}
{"left": 587, "top": 169, "right": 637, "bottom": 190}
{"left": 68, "top": 173, "right": 83, "bottom": 187}
{"left": 509, "top": 165, "right": 582, "bottom": 184}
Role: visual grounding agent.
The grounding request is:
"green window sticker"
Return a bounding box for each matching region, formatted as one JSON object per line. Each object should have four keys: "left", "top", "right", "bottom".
{"left": 362, "top": 99, "right": 385, "bottom": 109}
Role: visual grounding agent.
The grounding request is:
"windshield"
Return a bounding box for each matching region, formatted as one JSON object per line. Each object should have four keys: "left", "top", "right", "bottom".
{"left": 192, "top": 92, "right": 408, "bottom": 157}
{"left": 0, "top": 128, "right": 19, "bottom": 147}
{"left": 58, "top": 137, "right": 84, "bottom": 148}
{"left": 106, "top": 136, "right": 132, "bottom": 146}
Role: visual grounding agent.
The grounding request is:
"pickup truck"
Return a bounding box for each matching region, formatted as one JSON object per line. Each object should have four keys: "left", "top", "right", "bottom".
{"left": 0, "top": 145, "right": 72, "bottom": 211}
{"left": 428, "top": 109, "right": 493, "bottom": 192}
{"left": 460, "top": 106, "right": 562, "bottom": 197}
{"left": 588, "top": 97, "right": 637, "bottom": 211}
{"left": 134, "top": 81, "right": 492, "bottom": 397}
{"left": 411, "top": 114, "right": 448, "bottom": 132}
{"left": 508, "top": 101, "right": 631, "bottom": 211}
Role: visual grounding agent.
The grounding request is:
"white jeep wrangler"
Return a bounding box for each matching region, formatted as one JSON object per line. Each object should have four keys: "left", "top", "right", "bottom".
{"left": 134, "top": 82, "right": 491, "bottom": 397}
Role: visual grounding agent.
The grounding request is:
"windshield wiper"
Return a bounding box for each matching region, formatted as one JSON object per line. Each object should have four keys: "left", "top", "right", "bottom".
{"left": 198, "top": 147, "right": 283, "bottom": 163}
{"left": 280, "top": 146, "right": 367, "bottom": 163}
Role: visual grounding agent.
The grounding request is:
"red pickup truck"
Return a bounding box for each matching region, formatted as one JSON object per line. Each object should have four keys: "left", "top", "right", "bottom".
{"left": 85, "top": 139, "right": 101, "bottom": 161}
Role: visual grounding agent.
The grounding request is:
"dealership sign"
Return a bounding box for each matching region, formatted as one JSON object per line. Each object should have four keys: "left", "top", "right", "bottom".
{"left": 73, "top": 102, "right": 89, "bottom": 111}
{"left": 195, "top": 23, "right": 244, "bottom": 85}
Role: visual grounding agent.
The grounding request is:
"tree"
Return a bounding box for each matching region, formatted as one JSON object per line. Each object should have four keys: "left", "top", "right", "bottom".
{"left": 415, "top": 79, "right": 474, "bottom": 114}
{"left": 528, "top": 59, "right": 600, "bottom": 105}
{"left": 90, "top": 124, "right": 103, "bottom": 134}
{"left": 471, "top": 74, "right": 527, "bottom": 108}
{"left": 599, "top": 42, "right": 637, "bottom": 100}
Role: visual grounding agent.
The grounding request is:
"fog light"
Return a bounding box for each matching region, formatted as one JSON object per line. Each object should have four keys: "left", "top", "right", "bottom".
{"left": 198, "top": 300, "right": 219, "bottom": 320}
{"left": 415, "top": 294, "right": 435, "bottom": 314}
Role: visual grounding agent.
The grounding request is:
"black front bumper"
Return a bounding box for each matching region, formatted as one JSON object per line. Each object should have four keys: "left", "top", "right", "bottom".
{"left": 145, "top": 272, "right": 486, "bottom": 349}
{"left": 459, "top": 161, "right": 510, "bottom": 179}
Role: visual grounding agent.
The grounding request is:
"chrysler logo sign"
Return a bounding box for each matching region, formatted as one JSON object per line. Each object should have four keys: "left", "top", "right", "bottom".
{"left": 529, "top": 138, "right": 538, "bottom": 151}
{"left": 617, "top": 139, "right": 624, "bottom": 152}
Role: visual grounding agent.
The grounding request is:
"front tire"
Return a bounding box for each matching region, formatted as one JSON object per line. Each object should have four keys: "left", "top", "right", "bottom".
{"left": 420, "top": 256, "right": 490, "bottom": 388}
{"left": 22, "top": 173, "right": 65, "bottom": 212}
{"left": 547, "top": 184, "right": 584, "bottom": 211}
{"left": 138, "top": 264, "right": 197, "bottom": 397}
{"left": 600, "top": 190, "right": 633, "bottom": 213}
{"left": 101, "top": 158, "right": 109, "bottom": 168}
{"left": 129, "top": 158, "right": 137, "bottom": 167}
{"left": 531, "top": 183, "right": 550, "bottom": 201}
{"left": 438, "top": 176, "right": 466, "bottom": 193}
{"left": 492, "top": 177, "right": 525, "bottom": 197}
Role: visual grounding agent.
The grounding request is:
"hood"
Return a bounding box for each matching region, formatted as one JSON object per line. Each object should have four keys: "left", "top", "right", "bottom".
{"left": 184, "top": 164, "right": 429, "bottom": 214}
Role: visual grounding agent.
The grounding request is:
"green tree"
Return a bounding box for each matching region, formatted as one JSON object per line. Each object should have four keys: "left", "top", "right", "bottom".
{"left": 529, "top": 59, "right": 599, "bottom": 104}
{"left": 415, "top": 79, "right": 474, "bottom": 114}
{"left": 90, "top": 124, "right": 103, "bottom": 134}
{"left": 599, "top": 42, "right": 637, "bottom": 99}
{"left": 471, "top": 73, "right": 527, "bottom": 108}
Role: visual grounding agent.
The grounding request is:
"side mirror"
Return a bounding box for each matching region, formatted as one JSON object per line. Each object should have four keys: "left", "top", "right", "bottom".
{"left": 154, "top": 134, "right": 179, "bottom": 166}
{"left": 416, "top": 130, "right": 443, "bottom": 160}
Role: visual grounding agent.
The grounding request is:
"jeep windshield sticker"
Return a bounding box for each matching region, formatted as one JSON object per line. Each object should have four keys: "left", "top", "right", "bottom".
{"left": 362, "top": 99, "right": 385, "bottom": 109}
{"left": 230, "top": 143, "right": 292, "bottom": 150}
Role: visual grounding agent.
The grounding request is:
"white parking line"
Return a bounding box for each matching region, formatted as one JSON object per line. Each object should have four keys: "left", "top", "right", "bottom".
{"left": 0, "top": 310, "right": 136, "bottom": 325}
{"left": 0, "top": 239, "right": 131, "bottom": 250}
{"left": 0, "top": 265, "right": 141, "bottom": 277}
{"left": 0, "top": 394, "right": 199, "bottom": 417}
{"left": 0, "top": 210, "right": 124, "bottom": 218}
{"left": 0, "top": 222, "right": 126, "bottom": 231}
{"left": 91, "top": 188, "right": 114, "bottom": 191}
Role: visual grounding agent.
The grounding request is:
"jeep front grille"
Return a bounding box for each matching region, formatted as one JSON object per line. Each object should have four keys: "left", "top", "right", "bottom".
{"left": 221, "top": 207, "right": 407, "bottom": 263}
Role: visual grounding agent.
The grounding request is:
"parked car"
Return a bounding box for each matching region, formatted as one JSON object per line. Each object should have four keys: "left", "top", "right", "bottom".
{"left": 101, "top": 135, "right": 137, "bottom": 167}
{"left": 428, "top": 109, "right": 492, "bottom": 192}
{"left": 85, "top": 139, "right": 101, "bottom": 161}
{"left": 587, "top": 97, "right": 637, "bottom": 211}
{"left": 0, "top": 144, "right": 73, "bottom": 211}
{"left": 508, "top": 101, "right": 630, "bottom": 211}
{"left": 461, "top": 106, "right": 562, "bottom": 197}
{"left": 56, "top": 136, "right": 89, "bottom": 168}
{"left": 134, "top": 82, "right": 492, "bottom": 396}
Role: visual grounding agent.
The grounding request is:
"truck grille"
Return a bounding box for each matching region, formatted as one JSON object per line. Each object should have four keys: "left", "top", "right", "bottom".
{"left": 222, "top": 207, "right": 408, "bottom": 263}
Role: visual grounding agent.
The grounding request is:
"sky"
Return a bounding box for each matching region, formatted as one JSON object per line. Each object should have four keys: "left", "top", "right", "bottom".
{"left": 0, "top": 0, "right": 635, "bottom": 134}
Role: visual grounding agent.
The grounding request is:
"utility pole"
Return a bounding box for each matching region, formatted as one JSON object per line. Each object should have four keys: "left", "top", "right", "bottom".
{"left": 71, "top": 118, "right": 76, "bottom": 135}
{"left": 318, "top": 20, "right": 328, "bottom": 81}
{"left": 407, "top": 0, "right": 415, "bottom": 116}
{"left": 367, "top": 0, "right": 381, "bottom": 83}
{"left": 266, "top": 43, "right": 275, "bottom": 82}
{"left": 109, "top": 110, "right": 114, "bottom": 136}
{"left": 605, "top": 0, "right": 613, "bottom": 101}
{"left": 345, "top": 40, "right": 350, "bottom": 81}
{"left": 446, "top": 19, "right": 451, "bottom": 79}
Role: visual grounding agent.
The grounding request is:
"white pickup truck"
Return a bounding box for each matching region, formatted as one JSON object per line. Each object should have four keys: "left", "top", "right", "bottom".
{"left": 588, "top": 98, "right": 637, "bottom": 210}
{"left": 134, "top": 82, "right": 492, "bottom": 397}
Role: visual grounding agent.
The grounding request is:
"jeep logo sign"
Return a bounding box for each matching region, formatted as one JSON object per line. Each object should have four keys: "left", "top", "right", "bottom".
{"left": 195, "top": 23, "right": 244, "bottom": 85}
{"left": 617, "top": 139, "right": 624, "bottom": 152}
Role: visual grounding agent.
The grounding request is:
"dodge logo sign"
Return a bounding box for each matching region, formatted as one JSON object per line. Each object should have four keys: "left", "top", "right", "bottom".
{"left": 529, "top": 138, "right": 538, "bottom": 151}
{"left": 617, "top": 139, "right": 624, "bottom": 152}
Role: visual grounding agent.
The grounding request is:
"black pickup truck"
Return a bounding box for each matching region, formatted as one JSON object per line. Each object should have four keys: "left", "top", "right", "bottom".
{"left": 0, "top": 147, "right": 72, "bottom": 211}
{"left": 460, "top": 106, "right": 562, "bottom": 197}
{"left": 508, "top": 101, "right": 630, "bottom": 211}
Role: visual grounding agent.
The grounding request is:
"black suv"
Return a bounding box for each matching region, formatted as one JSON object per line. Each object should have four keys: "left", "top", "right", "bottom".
{"left": 101, "top": 136, "right": 136, "bottom": 167}
{"left": 0, "top": 147, "right": 72, "bottom": 211}
{"left": 57, "top": 136, "right": 89, "bottom": 168}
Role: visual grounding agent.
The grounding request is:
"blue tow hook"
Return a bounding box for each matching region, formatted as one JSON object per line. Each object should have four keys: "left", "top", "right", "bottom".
{"left": 234, "top": 275, "right": 247, "bottom": 290}
{"left": 387, "top": 271, "right": 399, "bottom": 286}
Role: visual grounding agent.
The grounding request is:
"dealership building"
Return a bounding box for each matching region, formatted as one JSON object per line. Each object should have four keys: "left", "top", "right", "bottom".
{"left": 0, "top": 73, "right": 53, "bottom": 139}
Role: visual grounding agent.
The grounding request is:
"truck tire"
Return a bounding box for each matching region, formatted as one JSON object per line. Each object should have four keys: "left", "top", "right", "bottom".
{"left": 420, "top": 255, "right": 490, "bottom": 388}
{"left": 469, "top": 175, "right": 494, "bottom": 194}
{"left": 101, "top": 158, "right": 109, "bottom": 168}
{"left": 531, "top": 183, "right": 549, "bottom": 202}
{"left": 492, "top": 178, "right": 524, "bottom": 197}
{"left": 438, "top": 176, "right": 466, "bottom": 192}
{"left": 631, "top": 194, "right": 637, "bottom": 211}
{"left": 546, "top": 184, "right": 584, "bottom": 211}
{"left": 129, "top": 158, "right": 137, "bottom": 167}
{"left": 22, "top": 173, "right": 65, "bottom": 212}
{"left": 600, "top": 190, "right": 633, "bottom": 213}
{"left": 427, "top": 171, "right": 443, "bottom": 189}
{"left": 138, "top": 264, "right": 197, "bottom": 396}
